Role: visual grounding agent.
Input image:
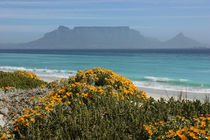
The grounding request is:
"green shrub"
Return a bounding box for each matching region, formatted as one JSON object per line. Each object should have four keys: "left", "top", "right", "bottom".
{"left": 0, "top": 71, "right": 45, "bottom": 90}
{"left": 13, "top": 95, "right": 209, "bottom": 140}
{"left": 0, "top": 68, "right": 209, "bottom": 139}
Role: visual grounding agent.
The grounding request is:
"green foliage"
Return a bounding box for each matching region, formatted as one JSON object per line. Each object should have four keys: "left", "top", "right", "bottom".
{"left": 0, "top": 71, "right": 45, "bottom": 90}
{"left": 15, "top": 95, "right": 209, "bottom": 140}
{"left": 0, "top": 68, "right": 209, "bottom": 139}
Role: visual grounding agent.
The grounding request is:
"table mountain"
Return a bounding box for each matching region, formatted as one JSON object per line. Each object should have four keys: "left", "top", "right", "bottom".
{"left": 0, "top": 26, "right": 208, "bottom": 49}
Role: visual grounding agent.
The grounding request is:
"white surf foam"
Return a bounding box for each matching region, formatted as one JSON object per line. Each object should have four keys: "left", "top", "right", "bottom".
{"left": 134, "top": 81, "right": 210, "bottom": 94}
{"left": 1, "top": 66, "right": 210, "bottom": 94}
{"left": 144, "top": 76, "right": 188, "bottom": 82}
{"left": 0, "top": 66, "right": 76, "bottom": 79}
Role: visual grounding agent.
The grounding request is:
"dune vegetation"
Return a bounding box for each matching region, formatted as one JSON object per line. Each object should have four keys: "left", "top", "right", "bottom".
{"left": 0, "top": 68, "right": 209, "bottom": 140}
{"left": 0, "top": 71, "right": 45, "bottom": 91}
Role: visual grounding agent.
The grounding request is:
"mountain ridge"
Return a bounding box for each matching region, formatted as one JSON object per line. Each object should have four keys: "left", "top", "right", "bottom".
{"left": 0, "top": 26, "right": 208, "bottom": 49}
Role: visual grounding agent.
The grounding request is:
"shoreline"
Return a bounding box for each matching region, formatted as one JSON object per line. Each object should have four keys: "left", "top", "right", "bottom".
{"left": 141, "top": 87, "right": 209, "bottom": 101}
{"left": 1, "top": 70, "right": 209, "bottom": 101}
{"left": 38, "top": 76, "right": 210, "bottom": 101}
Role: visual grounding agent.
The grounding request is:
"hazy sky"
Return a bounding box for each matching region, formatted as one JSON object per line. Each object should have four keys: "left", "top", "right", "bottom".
{"left": 0, "top": 0, "right": 209, "bottom": 44}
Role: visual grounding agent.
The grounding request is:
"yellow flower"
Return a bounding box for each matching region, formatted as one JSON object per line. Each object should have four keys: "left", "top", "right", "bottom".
{"left": 15, "top": 127, "right": 18, "bottom": 131}
{"left": 36, "top": 113, "right": 41, "bottom": 116}
{"left": 201, "top": 130, "right": 206, "bottom": 134}
{"left": 169, "top": 130, "right": 175, "bottom": 136}
{"left": 190, "top": 126, "right": 194, "bottom": 131}
{"left": 145, "top": 127, "right": 150, "bottom": 131}
{"left": 152, "top": 122, "right": 157, "bottom": 125}
{"left": 195, "top": 118, "right": 199, "bottom": 121}
{"left": 31, "top": 118, "right": 35, "bottom": 122}
{"left": 30, "top": 96, "right": 35, "bottom": 100}
{"left": 121, "top": 96, "right": 125, "bottom": 100}
{"left": 66, "top": 92, "right": 72, "bottom": 96}
{"left": 148, "top": 130, "right": 153, "bottom": 134}
{"left": 179, "top": 135, "right": 186, "bottom": 140}
{"left": 45, "top": 106, "right": 50, "bottom": 111}
{"left": 189, "top": 132, "right": 195, "bottom": 138}
{"left": 159, "top": 121, "right": 164, "bottom": 124}
{"left": 176, "top": 130, "right": 182, "bottom": 136}
{"left": 194, "top": 128, "right": 199, "bottom": 133}
{"left": 146, "top": 97, "right": 150, "bottom": 100}
{"left": 26, "top": 122, "right": 30, "bottom": 127}
{"left": 200, "top": 121, "right": 206, "bottom": 128}
{"left": 79, "top": 101, "right": 82, "bottom": 104}
{"left": 1, "top": 135, "right": 6, "bottom": 139}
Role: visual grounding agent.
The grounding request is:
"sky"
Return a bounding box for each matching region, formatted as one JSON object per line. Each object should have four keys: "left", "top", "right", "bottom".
{"left": 0, "top": 0, "right": 209, "bottom": 44}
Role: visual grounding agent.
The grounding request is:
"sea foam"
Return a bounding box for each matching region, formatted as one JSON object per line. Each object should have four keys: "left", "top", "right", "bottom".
{"left": 0, "top": 66, "right": 76, "bottom": 78}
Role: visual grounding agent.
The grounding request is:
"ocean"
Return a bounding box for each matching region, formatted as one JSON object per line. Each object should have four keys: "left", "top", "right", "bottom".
{"left": 0, "top": 49, "right": 210, "bottom": 94}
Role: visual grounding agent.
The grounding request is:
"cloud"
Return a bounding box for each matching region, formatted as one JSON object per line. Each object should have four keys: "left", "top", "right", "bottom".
{"left": 171, "top": 6, "right": 210, "bottom": 9}
{"left": 0, "top": 0, "right": 144, "bottom": 6}
{"left": 0, "top": 7, "right": 146, "bottom": 20}
{"left": 1, "top": 7, "right": 210, "bottom": 20}
{"left": 0, "top": 24, "right": 154, "bottom": 33}
{"left": 2, "top": 0, "right": 205, "bottom": 7}
{"left": 0, "top": 7, "right": 146, "bottom": 13}
{"left": 0, "top": 0, "right": 209, "bottom": 8}
{"left": 0, "top": 12, "right": 209, "bottom": 20}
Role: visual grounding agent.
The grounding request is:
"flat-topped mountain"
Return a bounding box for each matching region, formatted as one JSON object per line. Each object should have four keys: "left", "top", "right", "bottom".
{"left": 22, "top": 26, "right": 157, "bottom": 49}
{"left": 0, "top": 26, "right": 208, "bottom": 49}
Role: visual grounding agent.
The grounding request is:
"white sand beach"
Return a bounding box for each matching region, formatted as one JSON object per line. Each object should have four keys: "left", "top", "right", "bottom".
{"left": 141, "top": 87, "right": 209, "bottom": 101}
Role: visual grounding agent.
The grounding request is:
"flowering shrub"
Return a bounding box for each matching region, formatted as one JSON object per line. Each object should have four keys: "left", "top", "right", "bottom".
{"left": 144, "top": 115, "right": 210, "bottom": 140}
{"left": 15, "top": 71, "right": 40, "bottom": 80}
{"left": 0, "top": 71, "right": 45, "bottom": 90}
{"left": 0, "top": 68, "right": 209, "bottom": 139}
{"left": 73, "top": 67, "right": 150, "bottom": 100}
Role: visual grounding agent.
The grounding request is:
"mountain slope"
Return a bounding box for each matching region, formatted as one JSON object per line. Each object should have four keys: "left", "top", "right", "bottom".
{"left": 163, "top": 33, "right": 204, "bottom": 48}
{"left": 0, "top": 26, "right": 208, "bottom": 49}
{"left": 22, "top": 26, "right": 160, "bottom": 49}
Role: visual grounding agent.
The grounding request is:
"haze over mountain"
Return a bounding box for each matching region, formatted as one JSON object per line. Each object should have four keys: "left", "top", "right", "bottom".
{"left": 163, "top": 33, "right": 205, "bottom": 49}
{"left": 0, "top": 26, "right": 208, "bottom": 49}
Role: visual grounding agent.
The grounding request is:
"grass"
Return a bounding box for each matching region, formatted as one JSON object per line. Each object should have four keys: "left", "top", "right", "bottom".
{"left": 0, "top": 68, "right": 209, "bottom": 139}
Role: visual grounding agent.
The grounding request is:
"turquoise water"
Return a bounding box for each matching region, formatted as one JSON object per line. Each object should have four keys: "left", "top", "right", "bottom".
{"left": 0, "top": 49, "right": 210, "bottom": 93}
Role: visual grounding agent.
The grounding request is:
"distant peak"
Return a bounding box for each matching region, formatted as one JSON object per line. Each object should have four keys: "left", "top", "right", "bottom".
{"left": 57, "top": 25, "right": 70, "bottom": 31}
{"left": 176, "top": 32, "right": 185, "bottom": 37}
{"left": 73, "top": 26, "right": 130, "bottom": 30}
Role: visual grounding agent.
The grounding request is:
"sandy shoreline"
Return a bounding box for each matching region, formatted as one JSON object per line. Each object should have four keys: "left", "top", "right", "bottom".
{"left": 39, "top": 76, "right": 64, "bottom": 82}
{"left": 141, "top": 87, "right": 209, "bottom": 101}
{"left": 1, "top": 69, "right": 209, "bottom": 101}
{"left": 1, "top": 69, "right": 210, "bottom": 100}
{"left": 38, "top": 76, "right": 210, "bottom": 101}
